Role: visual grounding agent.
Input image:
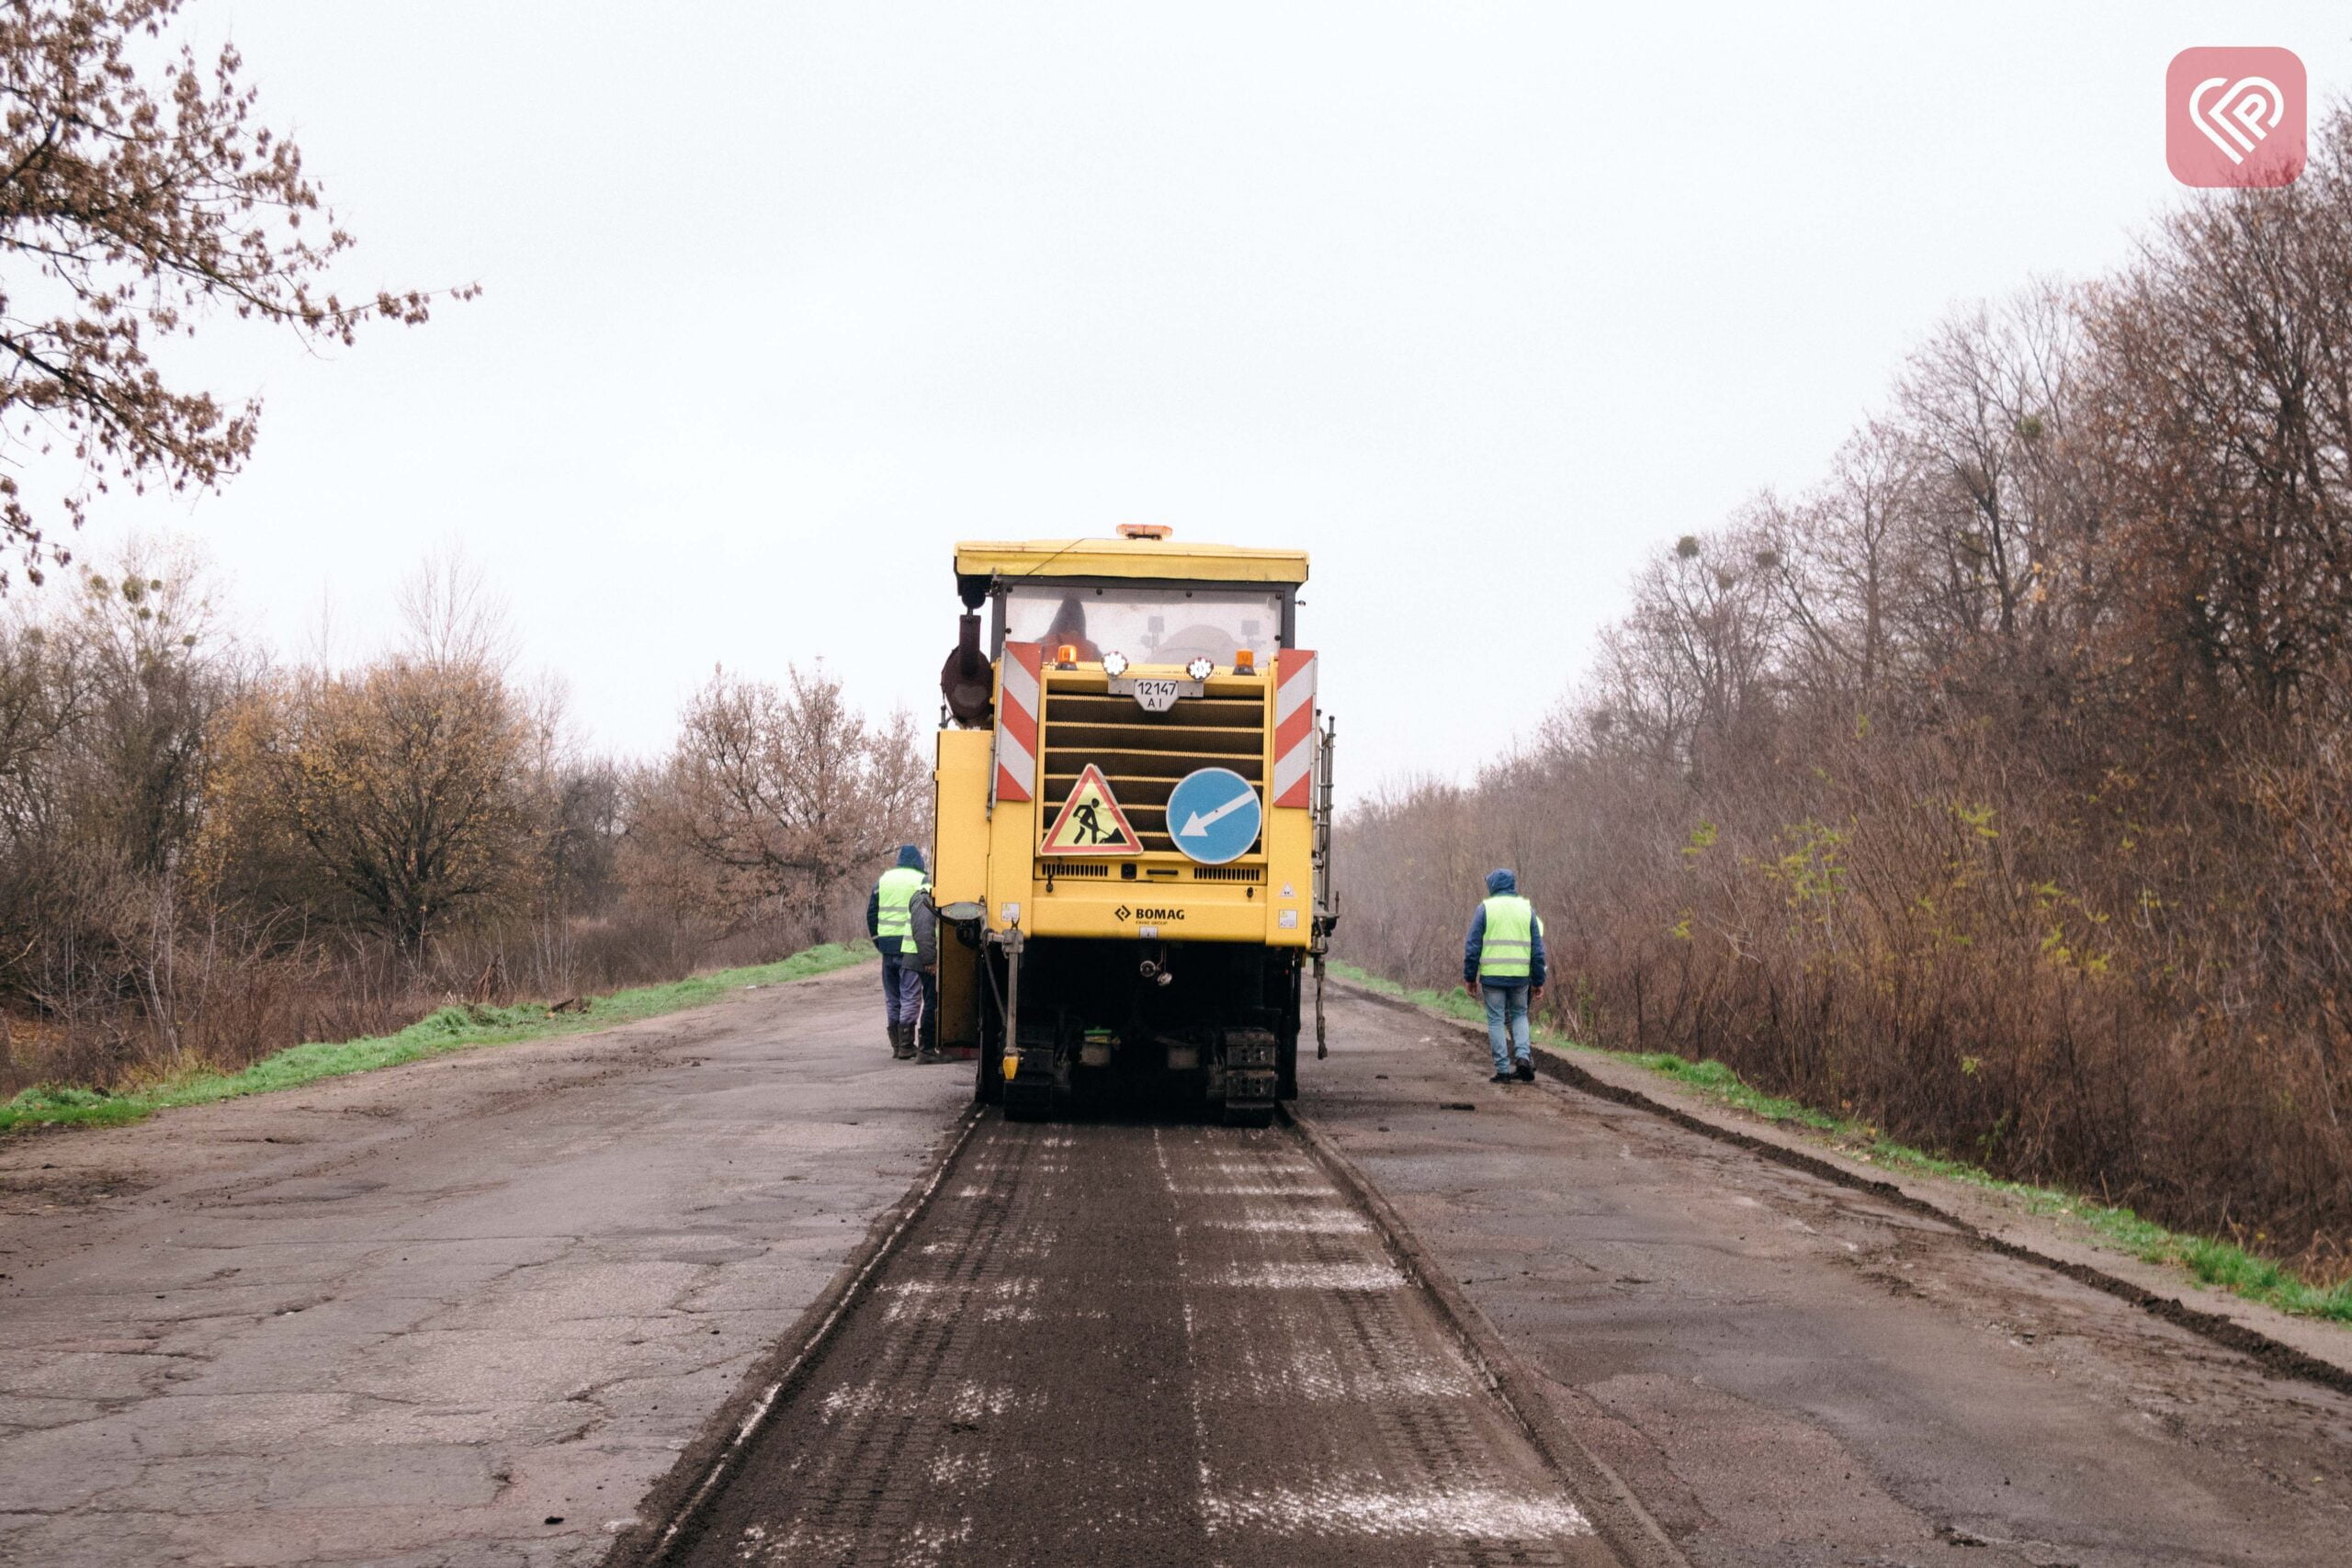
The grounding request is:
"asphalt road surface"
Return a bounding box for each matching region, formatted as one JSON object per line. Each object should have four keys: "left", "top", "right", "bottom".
{"left": 659, "top": 1116, "right": 1612, "bottom": 1568}
{"left": 644, "top": 986, "right": 2352, "bottom": 1568}
{"left": 6, "top": 965, "right": 2350, "bottom": 1567}
{"left": 1302, "top": 987, "right": 2352, "bottom": 1567}
{"left": 0, "top": 965, "right": 968, "bottom": 1567}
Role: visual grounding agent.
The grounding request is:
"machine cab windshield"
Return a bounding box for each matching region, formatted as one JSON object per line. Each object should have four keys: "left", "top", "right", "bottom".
{"left": 1000, "top": 583, "right": 1285, "bottom": 669}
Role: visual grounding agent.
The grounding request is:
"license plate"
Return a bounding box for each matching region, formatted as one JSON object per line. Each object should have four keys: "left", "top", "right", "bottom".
{"left": 1108, "top": 677, "right": 1201, "bottom": 713}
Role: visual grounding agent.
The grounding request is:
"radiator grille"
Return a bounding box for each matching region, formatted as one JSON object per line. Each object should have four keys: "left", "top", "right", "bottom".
{"left": 1040, "top": 675, "right": 1269, "bottom": 855}
{"left": 1036, "top": 860, "right": 1110, "bottom": 878}
{"left": 1191, "top": 865, "right": 1263, "bottom": 882}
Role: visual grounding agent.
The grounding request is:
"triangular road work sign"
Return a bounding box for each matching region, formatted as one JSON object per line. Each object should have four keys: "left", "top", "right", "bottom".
{"left": 1040, "top": 763, "right": 1142, "bottom": 854}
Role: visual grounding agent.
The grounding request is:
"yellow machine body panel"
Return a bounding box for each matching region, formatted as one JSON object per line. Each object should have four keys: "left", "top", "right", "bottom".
{"left": 929, "top": 728, "right": 994, "bottom": 1052}
{"left": 954, "top": 537, "right": 1308, "bottom": 587}
{"left": 950, "top": 666, "right": 1315, "bottom": 947}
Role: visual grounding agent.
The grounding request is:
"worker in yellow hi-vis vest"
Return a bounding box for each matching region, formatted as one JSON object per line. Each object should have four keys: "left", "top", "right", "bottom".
{"left": 1463, "top": 868, "right": 1546, "bottom": 1084}
{"left": 866, "top": 845, "right": 931, "bottom": 1060}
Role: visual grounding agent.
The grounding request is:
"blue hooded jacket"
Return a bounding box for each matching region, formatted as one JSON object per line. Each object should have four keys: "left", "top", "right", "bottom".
{"left": 865, "top": 844, "right": 928, "bottom": 939}
{"left": 1463, "top": 868, "right": 1546, "bottom": 987}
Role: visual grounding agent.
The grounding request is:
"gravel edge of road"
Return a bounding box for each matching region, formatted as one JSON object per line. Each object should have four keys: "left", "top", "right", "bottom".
{"left": 1283, "top": 1103, "right": 1694, "bottom": 1568}
{"left": 600, "top": 1101, "right": 986, "bottom": 1568}
{"left": 1340, "top": 981, "right": 2352, "bottom": 1400}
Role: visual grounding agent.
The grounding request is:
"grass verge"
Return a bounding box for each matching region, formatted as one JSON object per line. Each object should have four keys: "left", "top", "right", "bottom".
{"left": 1, "top": 942, "right": 876, "bottom": 1135}
{"left": 1329, "top": 961, "right": 2352, "bottom": 1326}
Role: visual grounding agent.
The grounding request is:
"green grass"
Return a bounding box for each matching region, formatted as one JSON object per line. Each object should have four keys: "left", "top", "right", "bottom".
{"left": 1856, "top": 1142, "right": 2352, "bottom": 1324}
{"left": 0, "top": 942, "right": 876, "bottom": 1135}
{"left": 1331, "top": 960, "right": 2352, "bottom": 1326}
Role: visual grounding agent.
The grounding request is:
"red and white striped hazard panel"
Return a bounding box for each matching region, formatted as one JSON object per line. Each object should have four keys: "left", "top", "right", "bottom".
{"left": 1272, "top": 648, "right": 1317, "bottom": 808}
{"left": 994, "top": 640, "right": 1043, "bottom": 803}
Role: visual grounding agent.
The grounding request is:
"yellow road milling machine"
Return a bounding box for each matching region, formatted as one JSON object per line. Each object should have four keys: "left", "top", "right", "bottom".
{"left": 927, "top": 526, "right": 1336, "bottom": 1124}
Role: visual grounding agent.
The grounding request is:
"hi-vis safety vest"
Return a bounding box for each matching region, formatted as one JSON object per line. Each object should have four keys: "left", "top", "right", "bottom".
{"left": 876, "top": 866, "right": 927, "bottom": 956}
{"left": 1477, "top": 894, "right": 1538, "bottom": 983}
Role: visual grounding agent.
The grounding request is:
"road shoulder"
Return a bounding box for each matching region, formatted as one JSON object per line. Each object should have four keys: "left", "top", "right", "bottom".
{"left": 1351, "top": 981, "right": 2352, "bottom": 1381}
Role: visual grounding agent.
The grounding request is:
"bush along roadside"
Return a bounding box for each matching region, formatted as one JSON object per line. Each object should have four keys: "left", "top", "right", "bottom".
{"left": 1330, "top": 962, "right": 2352, "bottom": 1327}
{"left": 0, "top": 942, "right": 876, "bottom": 1134}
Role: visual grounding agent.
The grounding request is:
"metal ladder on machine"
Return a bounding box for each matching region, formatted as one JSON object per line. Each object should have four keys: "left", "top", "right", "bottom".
{"left": 1238, "top": 713, "right": 1337, "bottom": 1124}
{"left": 1309, "top": 714, "right": 1337, "bottom": 1067}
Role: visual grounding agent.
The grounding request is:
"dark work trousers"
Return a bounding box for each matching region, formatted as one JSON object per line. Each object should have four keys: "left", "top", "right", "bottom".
{"left": 881, "top": 953, "right": 923, "bottom": 1030}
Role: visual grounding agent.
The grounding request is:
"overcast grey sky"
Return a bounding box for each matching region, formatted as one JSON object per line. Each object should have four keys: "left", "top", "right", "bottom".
{"left": 52, "top": 2, "right": 2352, "bottom": 794}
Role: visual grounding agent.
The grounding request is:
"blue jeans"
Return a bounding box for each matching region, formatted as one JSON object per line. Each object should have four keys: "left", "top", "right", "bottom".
{"left": 1482, "top": 984, "right": 1530, "bottom": 1074}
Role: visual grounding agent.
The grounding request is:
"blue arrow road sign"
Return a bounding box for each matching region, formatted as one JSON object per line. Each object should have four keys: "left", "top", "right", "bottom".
{"left": 1167, "top": 767, "right": 1262, "bottom": 865}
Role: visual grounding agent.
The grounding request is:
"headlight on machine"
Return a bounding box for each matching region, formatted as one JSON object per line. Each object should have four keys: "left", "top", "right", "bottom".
{"left": 1102, "top": 650, "right": 1129, "bottom": 677}
{"left": 1186, "top": 656, "right": 1214, "bottom": 682}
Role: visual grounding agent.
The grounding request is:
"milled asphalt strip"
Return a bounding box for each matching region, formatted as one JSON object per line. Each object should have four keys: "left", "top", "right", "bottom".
{"left": 605, "top": 1102, "right": 985, "bottom": 1568}
{"left": 1342, "top": 980, "right": 2352, "bottom": 1401}
{"left": 1282, "top": 1104, "right": 1690, "bottom": 1568}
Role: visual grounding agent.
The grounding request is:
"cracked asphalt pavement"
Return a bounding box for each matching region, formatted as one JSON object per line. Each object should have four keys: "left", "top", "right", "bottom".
{"left": 1305, "top": 987, "right": 2352, "bottom": 1567}
{"left": 0, "top": 963, "right": 967, "bottom": 1568}
{"left": 6, "top": 966, "right": 2350, "bottom": 1567}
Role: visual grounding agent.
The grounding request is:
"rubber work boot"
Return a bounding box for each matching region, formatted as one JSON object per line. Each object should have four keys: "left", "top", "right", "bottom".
{"left": 890, "top": 1022, "right": 915, "bottom": 1060}
{"left": 1514, "top": 1059, "right": 1536, "bottom": 1083}
{"left": 1489, "top": 1071, "right": 1512, "bottom": 1084}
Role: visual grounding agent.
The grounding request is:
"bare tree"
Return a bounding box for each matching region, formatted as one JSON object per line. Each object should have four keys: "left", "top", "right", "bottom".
{"left": 1338, "top": 103, "right": 2352, "bottom": 1269}
{"left": 396, "top": 547, "right": 518, "bottom": 675}
{"left": 1754, "top": 423, "right": 1916, "bottom": 699}
{"left": 634, "top": 664, "right": 928, "bottom": 943}
{"left": 0, "top": 0, "right": 470, "bottom": 591}
{"left": 205, "top": 656, "right": 530, "bottom": 955}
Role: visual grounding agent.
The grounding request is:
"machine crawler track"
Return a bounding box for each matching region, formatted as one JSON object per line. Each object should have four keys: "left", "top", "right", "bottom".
{"left": 1219, "top": 1026, "right": 1280, "bottom": 1126}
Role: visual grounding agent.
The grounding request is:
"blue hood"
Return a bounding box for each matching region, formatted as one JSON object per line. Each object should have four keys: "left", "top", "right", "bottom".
{"left": 896, "top": 844, "right": 926, "bottom": 872}
{"left": 1485, "top": 868, "right": 1517, "bottom": 896}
